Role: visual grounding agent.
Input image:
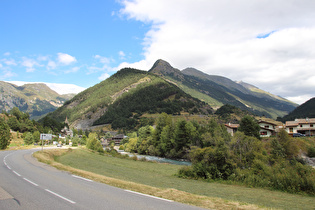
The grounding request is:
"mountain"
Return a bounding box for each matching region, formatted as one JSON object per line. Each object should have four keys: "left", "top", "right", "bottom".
{"left": 46, "top": 68, "right": 212, "bottom": 130}
{"left": 149, "top": 59, "right": 297, "bottom": 119}
{"left": 0, "top": 81, "right": 75, "bottom": 119}
{"left": 279, "top": 97, "right": 315, "bottom": 122}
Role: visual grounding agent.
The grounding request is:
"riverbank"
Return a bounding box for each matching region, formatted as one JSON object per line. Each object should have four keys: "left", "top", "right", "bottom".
{"left": 118, "top": 151, "right": 191, "bottom": 165}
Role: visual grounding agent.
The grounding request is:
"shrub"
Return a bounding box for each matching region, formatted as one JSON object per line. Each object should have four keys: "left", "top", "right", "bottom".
{"left": 308, "top": 147, "right": 315, "bottom": 158}
{"left": 178, "top": 166, "right": 197, "bottom": 179}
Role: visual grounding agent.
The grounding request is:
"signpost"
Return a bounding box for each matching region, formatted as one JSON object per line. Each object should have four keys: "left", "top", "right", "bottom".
{"left": 40, "top": 134, "right": 52, "bottom": 151}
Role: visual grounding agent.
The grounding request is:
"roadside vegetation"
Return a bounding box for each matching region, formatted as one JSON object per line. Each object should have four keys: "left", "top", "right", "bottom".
{"left": 2, "top": 106, "right": 315, "bottom": 209}
{"left": 122, "top": 113, "right": 315, "bottom": 195}
{"left": 34, "top": 148, "right": 315, "bottom": 210}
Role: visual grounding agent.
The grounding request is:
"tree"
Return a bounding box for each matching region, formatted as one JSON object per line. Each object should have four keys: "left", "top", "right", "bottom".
{"left": 86, "top": 132, "right": 103, "bottom": 153}
{"left": 276, "top": 129, "right": 299, "bottom": 158}
{"left": 7, "top": 117, "right": 20, "bottom": 131}
{"left": 33, "top": 131, "right": 40, "bottom": 143}
{"left": 238, "top": 115, "right": 260, "bottom": 139}
{"left": 231, "top": 131, "right": 262, "bottom": 168}
{"left": 0, "top": 117, "right": 11, "bottom": 150}
{"left": 24, "top": 132, "right": 34, "bottom": 145}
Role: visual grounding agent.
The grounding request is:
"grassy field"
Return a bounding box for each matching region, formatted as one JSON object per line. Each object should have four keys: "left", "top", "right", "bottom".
{"left": 34, "top": 148, "right": 315, "bottom": 210}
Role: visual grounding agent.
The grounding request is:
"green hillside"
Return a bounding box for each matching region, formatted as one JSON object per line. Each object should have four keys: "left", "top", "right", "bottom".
{"left": 46, "top": 68, "right": 212, "bottom": 130}
{"left": 149, "top": 59, "right": 297, "bottom": 119}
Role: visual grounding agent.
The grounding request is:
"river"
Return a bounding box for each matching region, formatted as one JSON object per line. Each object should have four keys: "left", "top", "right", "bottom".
{"left": 118, "top": 151, "right": 191, "bottom": 166}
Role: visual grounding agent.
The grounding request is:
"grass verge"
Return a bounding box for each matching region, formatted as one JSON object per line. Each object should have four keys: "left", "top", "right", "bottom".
{"left": 34, "top": 148, "right": 315, "bottom": 210}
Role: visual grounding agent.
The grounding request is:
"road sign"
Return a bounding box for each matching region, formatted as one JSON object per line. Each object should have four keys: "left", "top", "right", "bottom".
{"left": 40, "top": 134, "right": 52, "bottom": 140}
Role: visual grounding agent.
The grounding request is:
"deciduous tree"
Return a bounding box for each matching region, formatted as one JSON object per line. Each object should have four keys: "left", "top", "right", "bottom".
{"left": 0, "top": 117, "right": 11, "bottom": 150}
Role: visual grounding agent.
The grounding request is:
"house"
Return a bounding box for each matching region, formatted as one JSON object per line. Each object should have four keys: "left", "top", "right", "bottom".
{"left": 60, "top": 116, "right": 73, "bottom": 138}
{"left": 225, "top": 123, "right": 239, "bottom": 136}
{"left": 285, "top": 118, "right": 315, "bottom": 136}
{"left": 112, "top": 134, "right": 125, "bottom": 145}
{"left": 100, "top": 137, "right": 109, "bottom": 147}
{"left": 258, "top": 120, "right": 277, "bottom": 137}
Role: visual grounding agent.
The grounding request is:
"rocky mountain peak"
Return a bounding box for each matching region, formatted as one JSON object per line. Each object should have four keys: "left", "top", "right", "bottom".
{"left": 149, "top": 59, "right": 184, "bottom": 80}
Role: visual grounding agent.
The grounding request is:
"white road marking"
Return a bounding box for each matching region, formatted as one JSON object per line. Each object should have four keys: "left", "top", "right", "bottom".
{"left": 23, "top": 178, "right": 38, "bottom": 186}
{"left": 125, "top": 190, "right": 173, "bottom": 202}
{"left": 45, "top": 189, "right": 76, "bottom": 204}
{"left": 13, "top": 170, "right": 21, "bottom": 176}
{"left": 72, "top": 175, "right": 93, "bottom": 182}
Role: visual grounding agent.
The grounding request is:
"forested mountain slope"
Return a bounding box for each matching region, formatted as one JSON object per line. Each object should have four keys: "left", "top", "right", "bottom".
{"left": 149, "top": 59, "right": 297, "bottom": 119}
{"left": 279, "top": 97, "right": 315, "bottom": 122}
{"left": 46, "top": 68, "right": 212, "bottom": 130}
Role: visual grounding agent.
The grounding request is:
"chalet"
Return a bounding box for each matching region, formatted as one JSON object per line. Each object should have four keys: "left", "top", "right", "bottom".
{"left": 285, "top": 118, "right": 315, "bottom": 136}
{"left": 225, "top": 123, "right": 239, "bottom": 136}
{"left": 258, "top": 120, "right": 277, "bottom": 137}
{"left": 112, "top": 134, "right": 125, "bottom": 145}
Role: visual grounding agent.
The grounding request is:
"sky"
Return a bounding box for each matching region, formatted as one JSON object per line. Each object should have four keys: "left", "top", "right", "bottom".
{"left": 1, "top": 0, "right": 315, "bottom": 105}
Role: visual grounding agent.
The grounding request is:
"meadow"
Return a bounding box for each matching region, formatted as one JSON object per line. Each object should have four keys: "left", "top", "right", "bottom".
{"left": 35, "top": 148, "right": 315, "bottom": 210}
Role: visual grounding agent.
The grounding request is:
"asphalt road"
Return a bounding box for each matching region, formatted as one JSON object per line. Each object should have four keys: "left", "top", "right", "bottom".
{"left": 0, "top": 148, "right": 205, "bottom": 210}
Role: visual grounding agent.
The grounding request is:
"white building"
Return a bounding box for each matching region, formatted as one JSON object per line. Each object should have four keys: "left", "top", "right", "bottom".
{"left": 258, "top": 120, "right": 277, "bottom": 137}
{"left": 285, "top": 118, "right": 315, "bottom": 136}
{"left": 225, "top": 123, "right": 239, "bottom": 136}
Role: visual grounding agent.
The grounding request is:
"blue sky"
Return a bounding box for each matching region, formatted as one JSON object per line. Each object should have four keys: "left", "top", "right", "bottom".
{"left": 1, "top": 0, "right": 149, "bottom": 89}
{"left": 1, "top": 0, "right": 315, "bottom": 105}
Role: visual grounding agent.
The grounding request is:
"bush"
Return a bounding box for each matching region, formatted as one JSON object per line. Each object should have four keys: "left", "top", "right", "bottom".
{"left": 178, "top": 166, "right": 197, "bottom": 179}
{"left": 308, "top": 147, "right": 315, "bottom": 158}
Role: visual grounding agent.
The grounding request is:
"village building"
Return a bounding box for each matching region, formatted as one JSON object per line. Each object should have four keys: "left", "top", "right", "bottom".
{"left": 112, "top": 134, "right": 125, "bottom": 145}
{"left": 258, "top": 120, "right": 277, "bottom": 137}
{"left": 285, "top": 118, "right": 315, "bottom": 136}
{"left": 60, "top": 117, "right": 73, "bottom": 138}
{"left": 225, "top": 123, "right": 239, "bottom": 136}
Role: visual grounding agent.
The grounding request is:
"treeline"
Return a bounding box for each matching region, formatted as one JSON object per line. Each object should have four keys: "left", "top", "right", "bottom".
{"left": 2, "top": 107, "right": 38, "bottom": 133}
{"left": 278, "top": 97, "right": 315, "bottom": 122}
{"left": 46, "top": 68, "right": 157, "bottom": 125}
{"left": 93, "top": 81, "right": 211, "bottom": 130}
{"left": 123, "top": 113, "right": 315, "bottom": 195}
{"left": 0, "top": 107, "right": 69, "bottom": 148}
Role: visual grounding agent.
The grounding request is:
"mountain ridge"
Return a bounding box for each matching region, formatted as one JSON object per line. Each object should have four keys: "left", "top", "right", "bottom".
{"left": 46, "top": 67, "right": 212, "bottom": 130}
{"left": 279, "top": 97, "right": 315, "bottom": 122}
{"left": 0, "top": 81, "right": 75, "bottom": 119}
{"left": 149, "top": 59, "right": 297, "bottom": 119}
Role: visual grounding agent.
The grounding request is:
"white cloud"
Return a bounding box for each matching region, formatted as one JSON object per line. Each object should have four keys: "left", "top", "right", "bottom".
{"left": 119, "top": 0, "right": 315, "bottom": 104}
{"left": 119, "top": 51, "right": 126, "bottom": 59}
{"left": 65, "top": 66, "right": 80, "bottom": 74}
{"left": 1, "top": 70, "right": 16, "bottom": 79}
{"left": 37, "top": 55, "right": 49, "bottom": 61}
{"left": 21, "top": 57, "right": 41, "bottom": 72}
{"left": 2, "top": 58, "right": 17, "bottom": 66}
{"left": 3, "top": 52, "right": 11, "bottom": 56}
{"left": 98, "top": 73, "right": 110, "bottom": 81}
{"left": 47, "top": 60, "right": 57, "bottom": 70}
{"left": 7, "top": 81, "right": 86, "bottom": 94}
{"left": 57, "top": 53, "right": 77, "bottom": 65}
{"left": 94, "top": 55, "right": 112, "bottom": 64}
{"left": 45, "top": 83, "right": 85, "bottom": 94}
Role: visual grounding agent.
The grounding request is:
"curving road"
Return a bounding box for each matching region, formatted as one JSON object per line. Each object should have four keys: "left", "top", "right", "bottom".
{"left": 0, "top": 148, "right": 205, "bottom": 210}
